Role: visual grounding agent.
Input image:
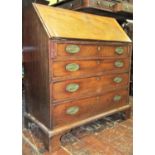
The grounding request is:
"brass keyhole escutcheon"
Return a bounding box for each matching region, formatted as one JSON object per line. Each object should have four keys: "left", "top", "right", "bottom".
{"left": 97, "top": 46, "right": 101, "bottom": 51}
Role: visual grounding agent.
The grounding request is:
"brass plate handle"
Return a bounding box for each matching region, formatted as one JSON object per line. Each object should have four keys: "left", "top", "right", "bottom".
{"left": 66, "top": 45, "right": 80, "bottom": 54}
{"left": 66, "top": 106, "right": 79, "bottom": 115}
{"left": 66, "top": 83, "right": 79, "bottom": 92}
{"left": 114, "top": 60, "right": 124, "bottom": 67}
{"left": 113, "top": 95, "right": 122, "bottom": 102}
{"left": 66, "top": 63, "right": 80, "bottom": 72}
{"left": 115, "top": 47, "right": 124, "bottom": 55}
{"left": 113, "top": 77, "right": 123, "bottom": 83}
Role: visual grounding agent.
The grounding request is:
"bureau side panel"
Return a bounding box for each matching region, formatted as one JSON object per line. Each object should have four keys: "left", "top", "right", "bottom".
{"left": 23, "top": 6, "right": 51, "bottom": 128}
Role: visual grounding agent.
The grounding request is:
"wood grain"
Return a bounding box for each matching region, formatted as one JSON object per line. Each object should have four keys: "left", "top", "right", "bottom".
{"left": 55, "top": 43, "right": 129, "bottom": 57}
{"left": 33, "top": 3, "right": 131, "bottom": 42}
{"left": 23, "top": 7, "right": 51, "bottom": 128}
{"left": 52, "top": 73, "right": 129, "bottom": 102}
{"left": 52, "top": 89, "right": 128, "bottom": 128}
{"left": 52, "top": 58, "right": 130, "bottom": 78}
{"left": 23, "top": 4, "right": 132, "bottom": 152}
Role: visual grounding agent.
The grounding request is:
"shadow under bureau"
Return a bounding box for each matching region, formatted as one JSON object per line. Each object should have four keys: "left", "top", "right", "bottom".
{"left": 23, "top": 3, "right": 132, "bottom": 152}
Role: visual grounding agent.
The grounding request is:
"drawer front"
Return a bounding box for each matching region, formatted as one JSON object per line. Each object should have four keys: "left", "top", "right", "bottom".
{"left": 52, "top": 73, "right": 129, "bottom": 101}
{"left": 52, "top": 89, "right": 129, "bottom": 128}
{"left": 56, "top": 43, "right": 129, "bottom": 58}
{"left": 52, "top": 59, "right": 129, "bottom": 78}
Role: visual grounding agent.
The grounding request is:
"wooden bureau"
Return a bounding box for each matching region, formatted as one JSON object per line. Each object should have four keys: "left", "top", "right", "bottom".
{"left": 23, "top": 3, "right": 132, "bottom": 152}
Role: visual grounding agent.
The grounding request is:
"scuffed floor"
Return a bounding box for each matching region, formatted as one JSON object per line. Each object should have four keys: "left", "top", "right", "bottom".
{"left": 60, "top": 117, "right": 132, "bottom": 155}
{"left": 23, "top": 114, "right": 132, "bottom": 155}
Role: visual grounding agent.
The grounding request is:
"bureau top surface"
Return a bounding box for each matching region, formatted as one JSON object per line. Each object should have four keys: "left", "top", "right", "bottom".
{"left": 33, "top": 3, "right": 131, "bottom": 42}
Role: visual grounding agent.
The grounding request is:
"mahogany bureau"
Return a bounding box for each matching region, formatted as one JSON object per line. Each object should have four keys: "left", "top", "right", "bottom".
{"left": 23, "top": 3, "right": 132, "bottom": 152}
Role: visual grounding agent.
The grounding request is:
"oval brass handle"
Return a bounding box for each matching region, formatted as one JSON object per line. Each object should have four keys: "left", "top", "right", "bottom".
{"left": 114, "top": 61, "right": 124, "bottom": 67}
{"left": 66, "top": 83, "right": 79, "bottom": 92}
{"left": 66, "top": 106, "right": 79, "bottom": 115}
{"left": 113, "top": 77, "right": 123, "bottom": 83}
{"left": 66, "top": 45, "right": 80, "bottom": 54}
{"left": 115, "top": 47, "right": 124, "bottom": 55}
{"left": 66, "top": 63, "right": 80, "bottom": 72}
{"left": 113, "top": 95, "right": 122, "bottom": 102}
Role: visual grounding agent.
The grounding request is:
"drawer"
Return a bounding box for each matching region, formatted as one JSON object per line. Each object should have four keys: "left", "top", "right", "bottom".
{"left": 52, "top": 59, "right": 130, "bottom": 78}
{"left": 51, "top": 73, "right": 129, "bottom": 101}
{"left": 52, "top": 89, "right": 129, "bottom": 128}
{"left": 55, "top": 43, "right": 129, "bottom": 58}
